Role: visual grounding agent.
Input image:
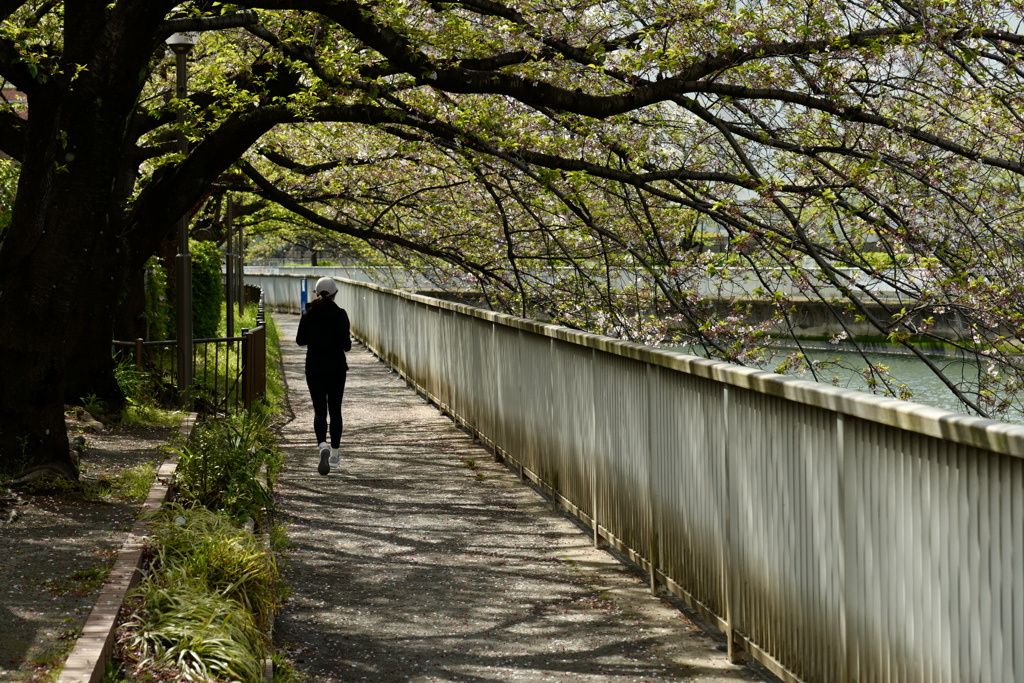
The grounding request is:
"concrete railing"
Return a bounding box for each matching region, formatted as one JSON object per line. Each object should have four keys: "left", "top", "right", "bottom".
{"left": 334, "top": 277, "right": 1024, "bottom": 683}
{"left": 244, "top": 263, "right": 907, "bottom": 299}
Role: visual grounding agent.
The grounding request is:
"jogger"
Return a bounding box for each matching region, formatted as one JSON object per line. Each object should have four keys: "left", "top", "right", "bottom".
{"left": 296, "top": 276, "right": 352, "bottom": 475}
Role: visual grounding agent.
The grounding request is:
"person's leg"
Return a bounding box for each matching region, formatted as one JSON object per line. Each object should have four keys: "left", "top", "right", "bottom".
{"left": 305, "top": 373, "right": 329, "bottom": 446}
{"left": 326, "top": 370, "right": 347, "bottom": 449}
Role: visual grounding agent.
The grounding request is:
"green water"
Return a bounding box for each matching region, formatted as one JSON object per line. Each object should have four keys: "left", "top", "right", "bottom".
{"left": 675, "top": 344, "right": 1024, "bottom": 424}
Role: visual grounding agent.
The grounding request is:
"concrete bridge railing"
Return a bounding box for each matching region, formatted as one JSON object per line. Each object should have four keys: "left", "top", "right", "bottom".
{"left": 267, "top": 273, "right": 1024, "bottom": 683}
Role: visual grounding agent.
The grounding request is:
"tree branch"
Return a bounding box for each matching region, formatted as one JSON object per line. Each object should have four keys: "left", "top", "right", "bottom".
{"left": 0, "top": 0, "right": 26, "bottom": 24}
{"left": 238, "top": 158, "right": 516, "bottom": 288}
{"left": 157, "top": 12, "right": 261, "bottom": 40}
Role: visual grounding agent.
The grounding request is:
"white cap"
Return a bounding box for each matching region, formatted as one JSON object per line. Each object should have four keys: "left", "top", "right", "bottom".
{"left": 314, "top": 277, "right": 338, "bottom": 297}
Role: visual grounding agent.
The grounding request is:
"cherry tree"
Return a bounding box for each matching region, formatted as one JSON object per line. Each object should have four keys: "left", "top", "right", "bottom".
{"left": 3, "top": 0, "right": 1024, "bottom": 477}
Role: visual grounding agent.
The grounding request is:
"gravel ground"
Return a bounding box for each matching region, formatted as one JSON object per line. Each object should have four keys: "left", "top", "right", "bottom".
{"left": 0, "top": 423, "right": 174, "bottom": 682}
{"left": 274, "top": 313, "right": 770, "bottom": 683}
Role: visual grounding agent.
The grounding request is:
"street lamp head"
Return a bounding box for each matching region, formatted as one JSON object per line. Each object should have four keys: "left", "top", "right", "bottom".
{"left": 165, "top": 32, "right": 199, "bottom": 54}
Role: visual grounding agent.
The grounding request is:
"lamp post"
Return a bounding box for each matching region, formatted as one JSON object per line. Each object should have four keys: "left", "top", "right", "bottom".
{"left": 166, "top": 31, "right": 198, "bottom": 408}
{"left": 226, "top": 195, "right": 235, "bottom": 337}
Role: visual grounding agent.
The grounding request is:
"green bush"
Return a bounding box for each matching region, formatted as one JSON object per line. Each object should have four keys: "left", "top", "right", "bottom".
{"left": 171, "top": 412, "right": 280, "bottom": 525}
{"left": 119, "top": 571, "right": 266, "bottom": 683}
{"left": 0, "top": 158, "right": 17, "bottom": 235}
{"left": 114, "top": 353, "right": 185, "bottom": 427}
{"left": 191, "top": 239, "right": 224, "bottom": 339}
{"left": 150, "top": 506, "right": 281, "bottom": 631}
{"left": 143, "top": 256, "right": 172, "bottom": 341}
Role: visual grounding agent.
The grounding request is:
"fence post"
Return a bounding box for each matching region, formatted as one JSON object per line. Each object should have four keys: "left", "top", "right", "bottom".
{"left": 837, "top": 413, "right": 849, "bottom": 683}
{"left": 646, "top": 364, "right": 660, "bottom": 595}
{"left": 722, "top": 384, "right": 738, "bottom": 663}
{"left": 135, "top": 338, "right": 143, "bottom": 371}
{"left": 241, "top": 328, "right": 251, "bottom": 411}
{"left": 255, "top": 325, "right": 266, "bottom": 404}
{"left": 591, "top": 347, "right": 601, "bottom": 549}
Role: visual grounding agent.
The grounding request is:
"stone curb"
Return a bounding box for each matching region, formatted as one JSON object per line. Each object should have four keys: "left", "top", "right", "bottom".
{"left": 55, "top": 413, "right": 197, "bottom": 683}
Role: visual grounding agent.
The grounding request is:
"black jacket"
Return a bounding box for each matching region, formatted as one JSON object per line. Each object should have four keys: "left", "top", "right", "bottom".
{"left": 296, "top": 299, "right": 352, "bottom": 374}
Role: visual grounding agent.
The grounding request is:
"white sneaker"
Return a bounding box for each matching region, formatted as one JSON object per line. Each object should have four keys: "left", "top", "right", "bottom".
{"left": 318, "top": 442, "right": 331, "bottom": 476}
{"left": 329, "top": 448, "right": 341, "bottom": 467}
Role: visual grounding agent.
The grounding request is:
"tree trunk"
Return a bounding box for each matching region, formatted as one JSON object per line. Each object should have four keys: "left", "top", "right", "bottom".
{"left": 0, "top": 11, "right": 282, "bottom": 477}
{"left": 0, "top": 54, "right": 139, "bottom": 476}
{"left": 114, "top": 267, "right": 147, "bottom": 343}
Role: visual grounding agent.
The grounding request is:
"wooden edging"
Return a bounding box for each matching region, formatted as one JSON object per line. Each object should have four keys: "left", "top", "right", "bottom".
{"left": 56, "top": 413, "right": 197, "bottom": 683}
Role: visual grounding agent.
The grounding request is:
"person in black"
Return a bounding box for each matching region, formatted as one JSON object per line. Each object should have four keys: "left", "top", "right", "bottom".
{"left": 296, "top": 276, "right": 352, "bottom": 475}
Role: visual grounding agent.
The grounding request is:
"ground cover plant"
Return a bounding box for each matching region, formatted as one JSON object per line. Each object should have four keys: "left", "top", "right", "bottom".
{"left": 170, "top": 412, "right": 281, "bottom": 528}
{"left": 115, "top": 505, "right": 280, "bottom": 683}
{"left": 113, "top": 411, "right": 285, "bottom": 682}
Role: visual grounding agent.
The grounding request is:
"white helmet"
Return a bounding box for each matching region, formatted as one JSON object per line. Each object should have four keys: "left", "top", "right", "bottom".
{"left": 314, "top": 276, "right": 338, "bottom": 297}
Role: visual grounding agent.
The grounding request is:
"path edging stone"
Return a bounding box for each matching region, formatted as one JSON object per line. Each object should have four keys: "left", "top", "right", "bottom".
{"left": 55, "top": 413, "right": 196, "bottom": 683}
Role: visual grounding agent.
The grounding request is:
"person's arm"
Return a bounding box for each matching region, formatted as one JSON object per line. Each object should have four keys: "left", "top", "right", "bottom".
{"left": 339, "top": 309, "right": 352, "bottom": 352}
{"left": 296, "top": 314, "right": 309, "bottom": 346}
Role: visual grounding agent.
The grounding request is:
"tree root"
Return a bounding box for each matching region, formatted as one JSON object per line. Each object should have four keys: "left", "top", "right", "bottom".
{"left": 2, "top": 463, "right": 79, "bottom": 488}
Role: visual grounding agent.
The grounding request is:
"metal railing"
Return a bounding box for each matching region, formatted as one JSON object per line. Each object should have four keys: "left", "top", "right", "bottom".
{"left": 112, "top": 285, "right": 267, "bottom": 414}
{"left": 336, "top": 278, "right": 1024, "bottom": 683}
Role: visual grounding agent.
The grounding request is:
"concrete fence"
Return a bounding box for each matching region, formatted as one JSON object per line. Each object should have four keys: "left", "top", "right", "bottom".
{"left": 327, "top": 277, "right": 1023, "bottom": 683}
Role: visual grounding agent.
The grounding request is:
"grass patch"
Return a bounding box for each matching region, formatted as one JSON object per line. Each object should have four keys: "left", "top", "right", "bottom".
{"left": 271, "top": 650, "right": 298, "bottom": 683}
{"left": 38, "top": 566, "right": 108, "bottom": 598}
{"left": 37, "top": 564, "right": 109, "bottom": 601}
{"left": 118, "top": 576, "right": 266, "bottom": 683}
{"left": 115, "top": 506, "right": 283, "bottom": 683}
{"left": 463, "top": 458, "right": 485, "bottom": 480}
{"left": 22, "top": 620, "right": 81, "bottom": 683}
{"left": 149, "top": 505, "right": 282, "bottom": 631}
{"left": 261, "top": 315, "right": 286, "bottom": 416}
{"left": 119, "top": 405, "right": 185, "bottom": 429}
{"left": 108, "top": 463, "right": 159, "bottom": 502}
{"left": 268, "top": 521, "right": 294, "bottom": 554}
{"left": 170, "top": 412, "right": 280, "bottom": 526}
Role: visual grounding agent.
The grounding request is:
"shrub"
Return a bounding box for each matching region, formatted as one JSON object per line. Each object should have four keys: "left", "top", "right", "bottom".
{"left": 171, "top": 412, "right": 279, "bottom": 525}
{"left": 118, "top": 573, "right": 266, "bottom": 683}
{"left": 143, "top": 256, "right": 172, "bottom": 341}
{"left": 150, "top": 506, "right": 281, "bottom": 631}
{"left": 191, "top": 239, "right": 224, "bottom": 340}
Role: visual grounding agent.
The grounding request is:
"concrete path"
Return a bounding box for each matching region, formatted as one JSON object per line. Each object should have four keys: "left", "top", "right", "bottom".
{"left": 272, "top": 313, "right": 767, "bottom": 683}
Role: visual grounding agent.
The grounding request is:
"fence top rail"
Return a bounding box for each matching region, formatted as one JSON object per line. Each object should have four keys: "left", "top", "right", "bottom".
{"left": 113, "top": 336, "right": 247, "bottom": 346}
{"left": 339, "top": 277, "right": 1024, "bottom": 459}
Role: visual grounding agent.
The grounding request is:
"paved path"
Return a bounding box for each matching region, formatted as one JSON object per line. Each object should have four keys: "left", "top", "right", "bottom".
{"left": 273, "top": 312, "right": 767, "bottom": 683}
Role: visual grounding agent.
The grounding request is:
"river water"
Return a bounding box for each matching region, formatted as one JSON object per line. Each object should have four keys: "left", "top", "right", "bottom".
{"left": 674, "top": 344, "right": 1024, "bottom": 424}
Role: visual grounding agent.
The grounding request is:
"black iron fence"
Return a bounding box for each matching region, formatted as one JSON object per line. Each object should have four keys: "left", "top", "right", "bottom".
{"left": 112, "top": 286, "right": 267, "bottom": 414}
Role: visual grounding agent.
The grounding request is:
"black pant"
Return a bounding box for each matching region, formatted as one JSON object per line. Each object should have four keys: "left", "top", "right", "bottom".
{"left": 305, "top": 370, "right": 347, "bottom": 448}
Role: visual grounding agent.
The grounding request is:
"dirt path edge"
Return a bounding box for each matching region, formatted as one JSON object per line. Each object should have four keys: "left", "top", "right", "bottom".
{"left": 54, "top": 413, "right": 197, "bottom": 683}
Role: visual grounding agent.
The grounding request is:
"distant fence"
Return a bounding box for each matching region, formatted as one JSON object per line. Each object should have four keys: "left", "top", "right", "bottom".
{"left": 243, "top": 263, "right": 910, "bottom": 298}
{"left": 335, "top": 278, "right": 1024, "bottom": 683}
{"left": 112, "top": 285, "right": 266, "bottom": 413}
{"left": 246, "top": 274, "right": 307, "bottom": 314}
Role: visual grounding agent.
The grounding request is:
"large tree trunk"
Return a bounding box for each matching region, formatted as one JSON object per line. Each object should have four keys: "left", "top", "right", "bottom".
{"left": 113, "top": 268, "right": 148, "bottom": 344}
{"left": 63, "top": 261, "right": 130, "bottom": 410}
{"left": 0, "top": 50, "right": 138, "bottom": 477}
{"left": 0, "top": 176, "right": 129, "bottom": 478}
{"left": 0, "top": 10, "right": 282, "bottom": 477}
